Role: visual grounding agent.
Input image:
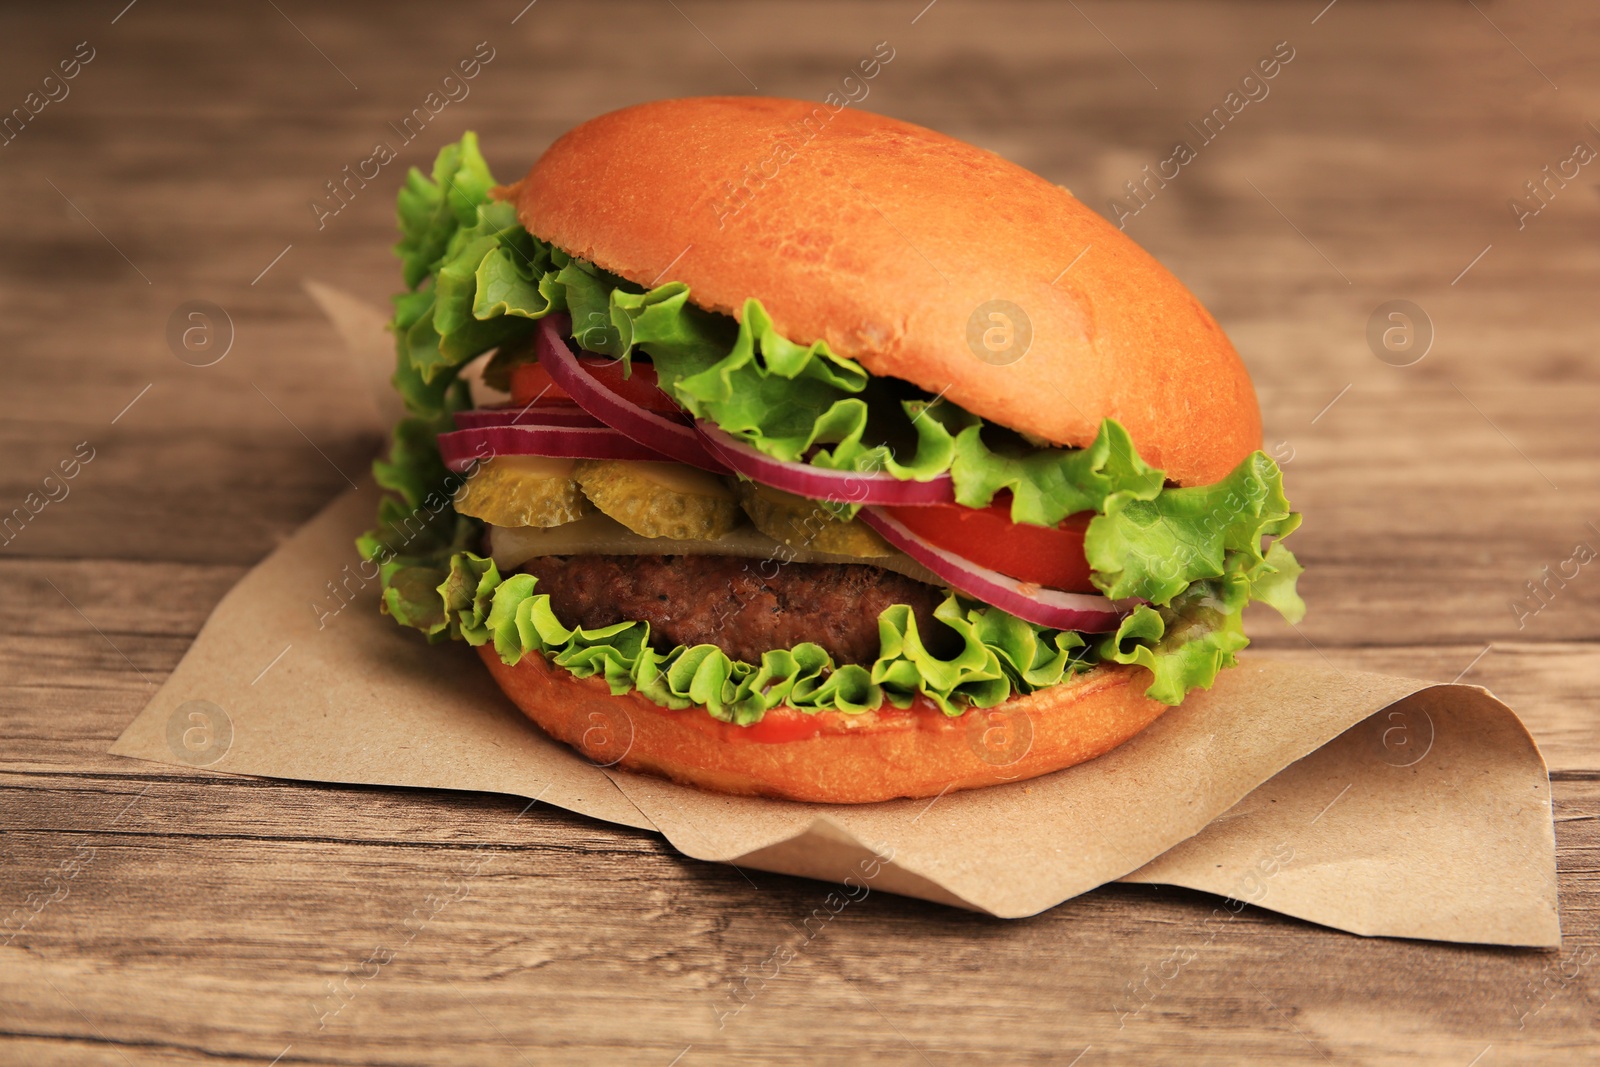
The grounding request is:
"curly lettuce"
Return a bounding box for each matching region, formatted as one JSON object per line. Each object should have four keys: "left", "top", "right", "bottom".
{"left": 401, "top": 552, "right": 1096, "bottom": 721}
{"left": 361, "top": 133, "right": 1305, "bottom": 712}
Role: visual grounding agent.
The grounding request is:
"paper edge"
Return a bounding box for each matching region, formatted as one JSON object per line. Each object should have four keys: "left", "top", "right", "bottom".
{"left": 712, "top": 680, "right": 1561, "bottom": 945}
{"left": 1112, "top": 681, "right": 1562, "bottom": 947}
{"left": 736, "top": 818, "right": 987, "bottom": 913}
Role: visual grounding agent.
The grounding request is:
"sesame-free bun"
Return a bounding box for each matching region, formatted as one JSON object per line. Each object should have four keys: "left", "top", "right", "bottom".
{"left": 479, "top": 644, "right": 1167, "bottom": 804}
{"left": 512, "top": 96, "right": 1260, "bottom": 487}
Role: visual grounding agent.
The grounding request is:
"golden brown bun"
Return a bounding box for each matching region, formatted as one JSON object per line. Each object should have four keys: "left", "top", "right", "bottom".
{"left": 479, "top": 644, "right": 1166, "bottom": 804}
{"left": 513, "top": 96, "right": 1260, "bottom": 487}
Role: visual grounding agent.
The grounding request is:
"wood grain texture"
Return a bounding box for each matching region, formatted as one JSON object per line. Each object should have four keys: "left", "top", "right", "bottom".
{"left": 3, "top": 0, "right": 1598, "bottom": 1063}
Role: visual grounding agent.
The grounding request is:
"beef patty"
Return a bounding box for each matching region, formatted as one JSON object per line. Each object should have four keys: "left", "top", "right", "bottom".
{"left": 520, "top": 555, "right": 954, "bottom": 665}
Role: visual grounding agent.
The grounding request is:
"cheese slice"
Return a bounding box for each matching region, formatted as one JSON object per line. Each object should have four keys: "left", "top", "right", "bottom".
{"left": 488, "top": 513, "right": 943, "bottom": 586}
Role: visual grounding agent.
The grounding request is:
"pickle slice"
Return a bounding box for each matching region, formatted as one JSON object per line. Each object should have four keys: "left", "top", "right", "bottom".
{"left": 453, "top": 456, "right": 591, "bottom": 528}
{"left": 573, "top": 460, "right": 741, "bottom": 541}
{"left": 732, "top": 481, "right": 892, "bottom": 558}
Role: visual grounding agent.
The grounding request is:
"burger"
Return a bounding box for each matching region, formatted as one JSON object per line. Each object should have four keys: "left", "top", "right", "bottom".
{"left": 359, "top": 97, "right": 1304, "bottom": 804}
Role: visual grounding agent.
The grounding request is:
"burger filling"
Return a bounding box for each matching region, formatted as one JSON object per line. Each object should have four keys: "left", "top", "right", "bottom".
{"left": 360, "top": 134, "right": 1306, "bottom": 724}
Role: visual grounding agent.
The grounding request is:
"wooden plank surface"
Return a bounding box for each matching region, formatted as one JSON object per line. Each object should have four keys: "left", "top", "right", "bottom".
{"left": 3, "top": 0, "right": 1598, "bottom": 1063}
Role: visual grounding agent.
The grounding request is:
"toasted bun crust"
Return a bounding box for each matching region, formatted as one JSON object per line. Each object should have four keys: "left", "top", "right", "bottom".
{"left": 513, "top": 97, "right": 1260, "bottom": 487}
{"left": 479, "top": 644, "right": 1166, "bottom": 804}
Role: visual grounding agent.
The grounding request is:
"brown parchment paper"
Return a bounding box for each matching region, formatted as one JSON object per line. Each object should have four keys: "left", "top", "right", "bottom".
{"left": 108, "top": 482, "right": 653, "bottom": 832}
{"left": 608, "top": 669, "right": 1558, "bottom": 939}
{"left": 109, "top": 285, "right": 1560, "bottom": 947}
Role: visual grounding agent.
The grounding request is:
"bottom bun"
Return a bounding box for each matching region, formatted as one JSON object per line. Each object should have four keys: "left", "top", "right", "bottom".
{"left": 479, "top": 645, "right": 1168, "bottom": 803}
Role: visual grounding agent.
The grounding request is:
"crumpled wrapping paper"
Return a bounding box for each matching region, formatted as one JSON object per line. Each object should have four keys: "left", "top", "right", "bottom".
{"left": 109, "top": 284, "right": 1560, "bottom": 946}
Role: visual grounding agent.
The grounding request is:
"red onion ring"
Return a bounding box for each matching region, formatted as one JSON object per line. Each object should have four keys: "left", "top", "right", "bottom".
{"left": 536, "top": 315, "right": 730, "bottom": 474}
{"left": 857, "top": 508, "right": 1136, "bottom": 632}
{"left": 693, "top": 423, "right": 957, "bottom": 506}
{"left": 437, "top": 424, "right": 670, "bottom": 472}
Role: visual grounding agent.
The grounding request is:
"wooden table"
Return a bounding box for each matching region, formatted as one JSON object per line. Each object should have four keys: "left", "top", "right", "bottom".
{"left": 4, "top": 1, "right": 1597, "bottom": 1062}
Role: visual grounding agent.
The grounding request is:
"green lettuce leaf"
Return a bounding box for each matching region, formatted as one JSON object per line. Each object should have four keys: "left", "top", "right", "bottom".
{"left": 395, "top": 131, "right": 495, "bottom": 290}
{"left": 949, "top": 418, "right": 1168, "bottom": 526}
{"left": 1085, "top": 450, "right": 1305, "bottom": 613}
{"left": 1098, "top": 581, "right": 1251, "bottom": 704}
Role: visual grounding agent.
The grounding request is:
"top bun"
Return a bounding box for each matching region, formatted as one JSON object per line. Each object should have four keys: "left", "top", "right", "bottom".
{"left": 513, "top": 97, "right": 1260, "bottom": 487}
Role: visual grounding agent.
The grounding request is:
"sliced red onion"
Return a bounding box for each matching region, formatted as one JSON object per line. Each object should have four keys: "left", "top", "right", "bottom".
{"left": 857, "top": 508, "right": 1136, "bottom": 632}
{"left": 454, "top": 403, "right": 601, "bottom": 430}
{"left": 536, "top": 315, "right": 730, "bottom": 474}
{"left": 438, "top": 424, "right": 670, "bottom": 471}
{"left": 694, "top": 423, "right": 957, "bottom": 506}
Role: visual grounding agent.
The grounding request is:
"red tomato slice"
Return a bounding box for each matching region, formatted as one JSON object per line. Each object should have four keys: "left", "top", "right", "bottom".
{"left": 510, "top": 356, "right": 681, "bottom": 415}
{"left": 579, "top": 358, "right": 682, "bottom": 415}
{"left": 509, "top": 363, "right": 570, "bottom": 406}
{"left": 882, "top": 498, "right": 1097, "bottom": 593}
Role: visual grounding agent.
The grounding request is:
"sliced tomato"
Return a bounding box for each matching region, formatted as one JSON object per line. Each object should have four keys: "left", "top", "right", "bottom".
{"left": 881, "top": 497, "right": 1097, "bottom": 593}
{"left": 510, "top": 355, "right": 681, "bottom": 415}
{"left": 577, "top": 357, "right": 683, "bottom": 415}
{"left": 509, "top": 362, "right": 570, "bottom": 406}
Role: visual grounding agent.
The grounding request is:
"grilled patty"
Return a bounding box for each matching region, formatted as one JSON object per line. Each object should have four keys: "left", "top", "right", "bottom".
{"left": 520, "top": 554, "right": 953, "bottom": 665}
